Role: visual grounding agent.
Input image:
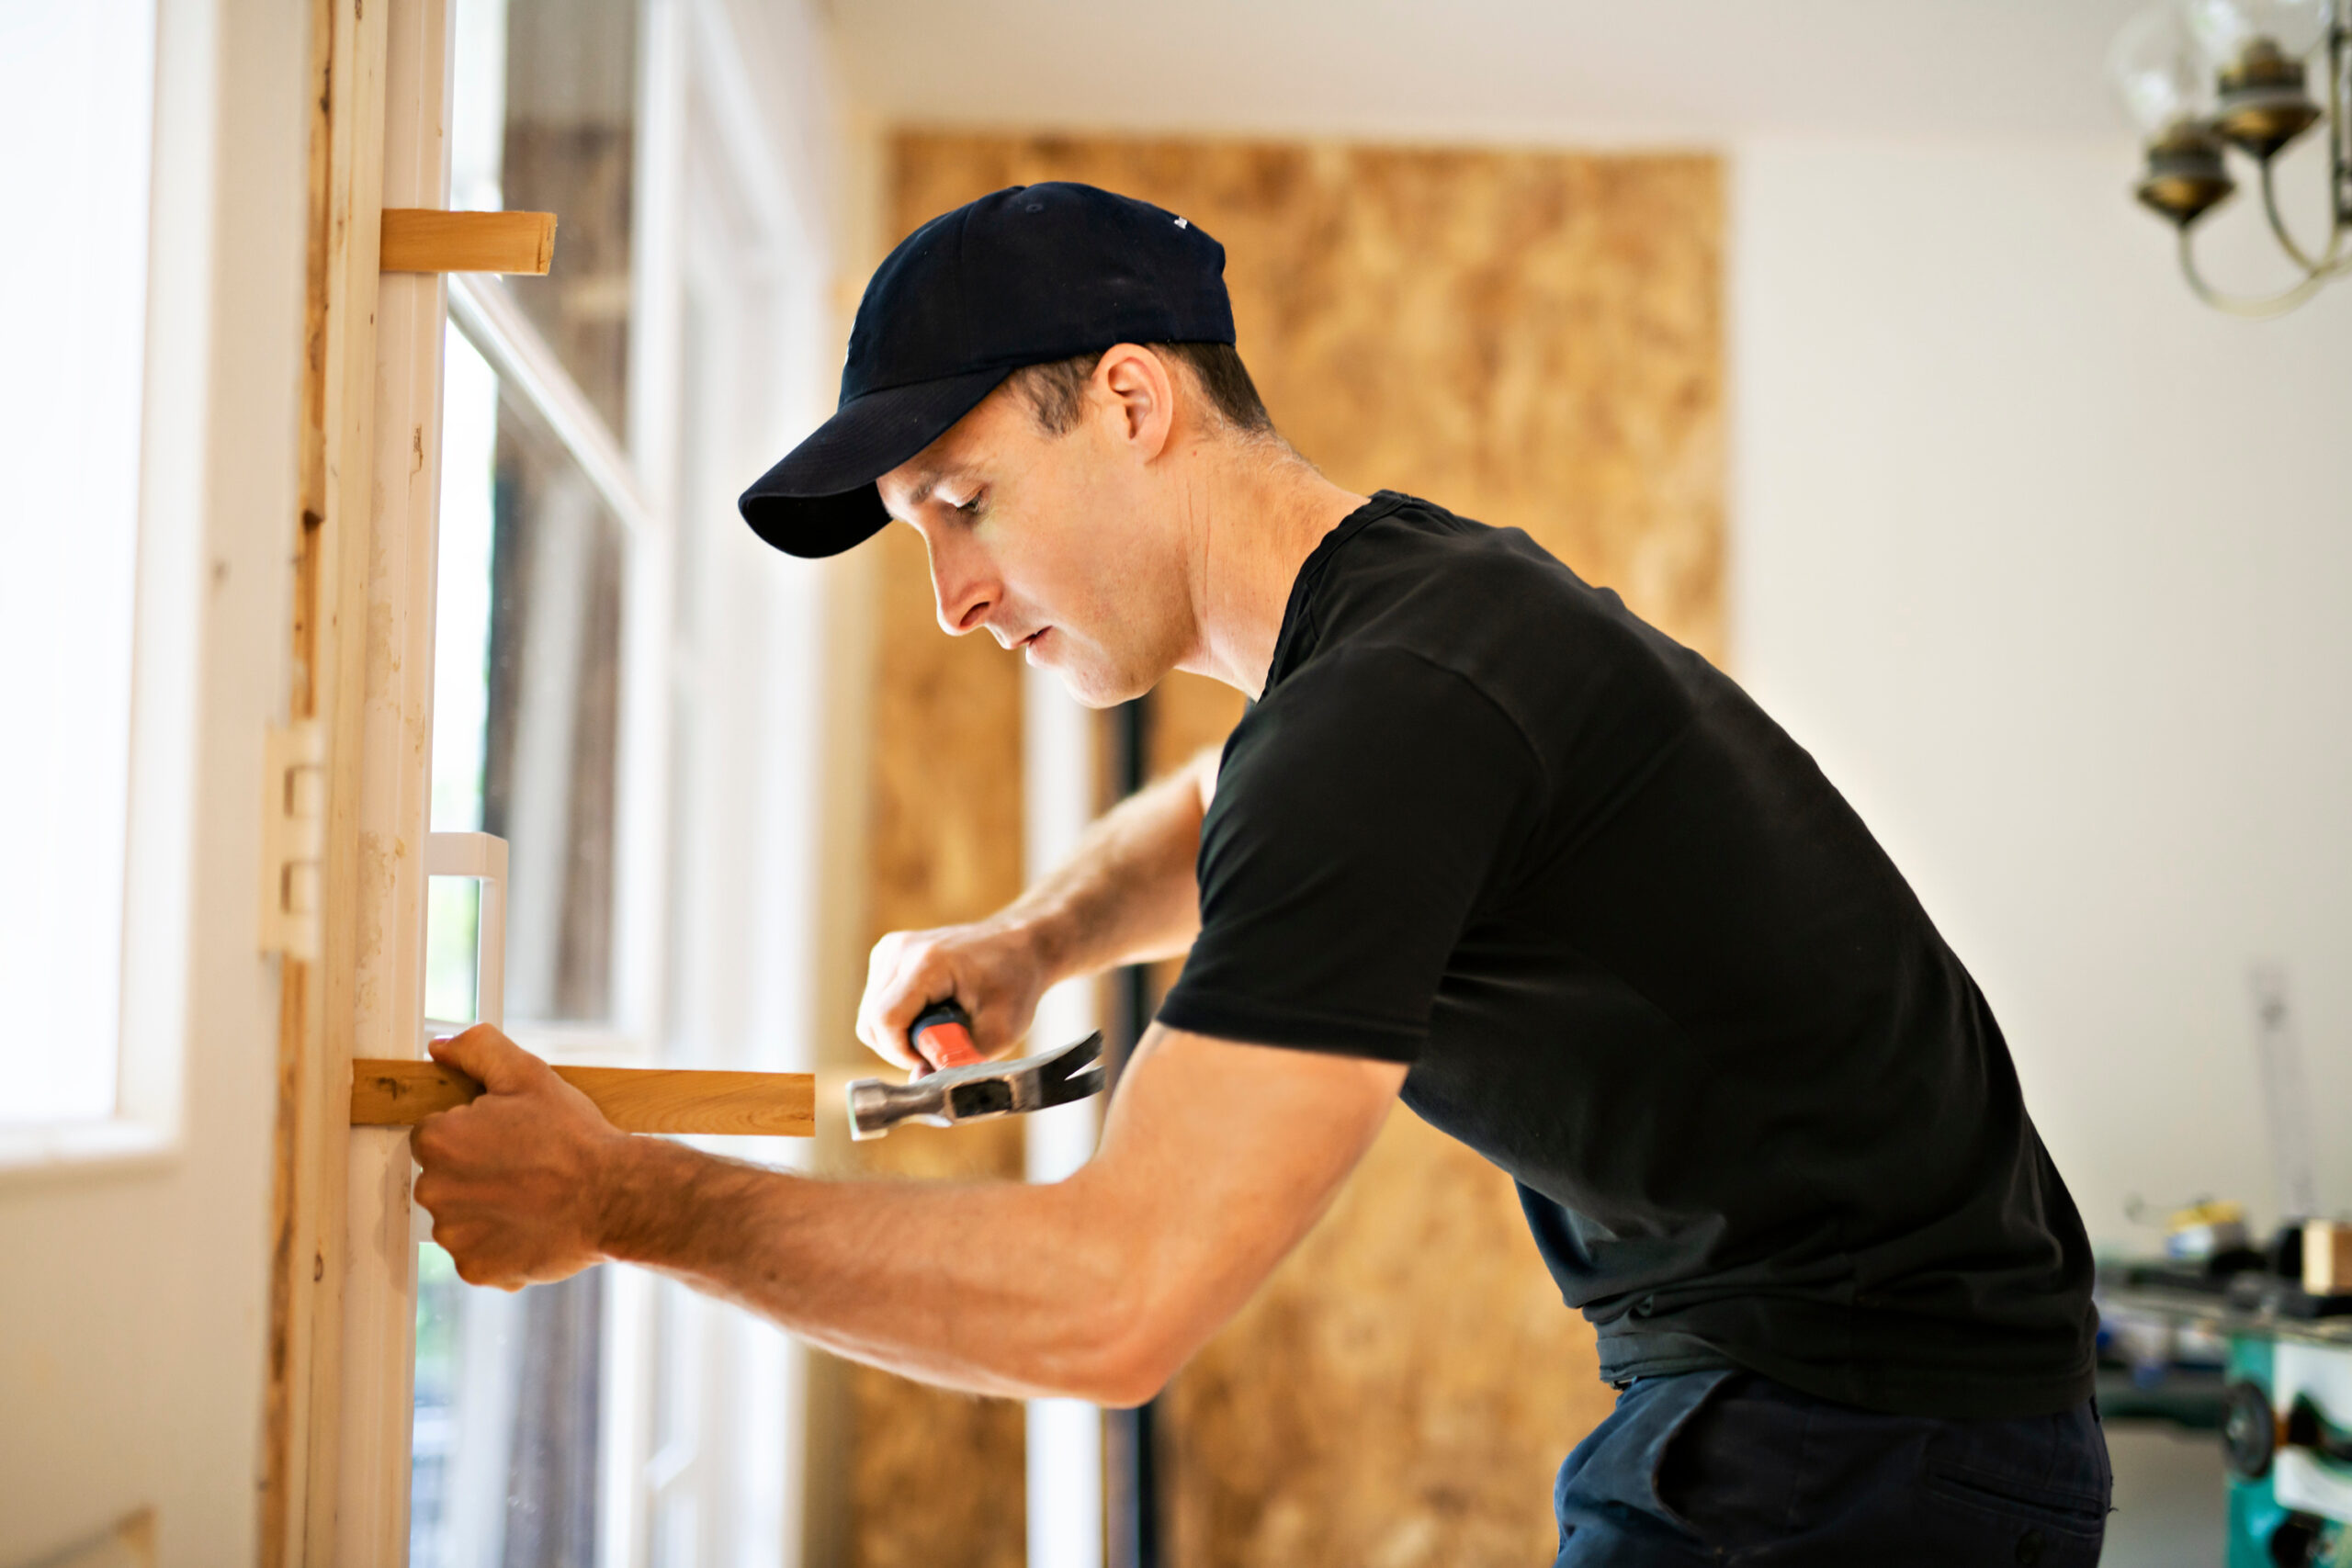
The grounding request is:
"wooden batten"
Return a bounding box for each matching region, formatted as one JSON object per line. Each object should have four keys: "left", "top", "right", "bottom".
{"left": 379, "top": 208, "right": 556, "bottom": 274}
{"left": 351, "top": 1059, "right": 818, "bottom": 1136}
{"left": 329, "top": 0, "right": 460, "bottom": 1556}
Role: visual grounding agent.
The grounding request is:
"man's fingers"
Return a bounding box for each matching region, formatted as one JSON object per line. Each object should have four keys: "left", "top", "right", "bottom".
{"left": 428, "top": 1023, "right": 547, "bottom": 1095}
{"left": 854, "top": 923, "right": 1045, "bottom": 1072}
{"left": 854, "top": 938, "right": 912, "bottom": 1066}
{"left": 857, "top": 937, "right": 930, "bottom": 1071}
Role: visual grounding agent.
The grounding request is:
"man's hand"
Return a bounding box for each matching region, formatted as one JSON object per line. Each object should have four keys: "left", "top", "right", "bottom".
{"left": 410, "top": 1026, "right": 632, "bottom": 1291}
{"left": 857, "top": 749, "right": 1222, "bottom": 1073}
{"left": 856, "top": 919, "right": 1050, "bottom": 1071}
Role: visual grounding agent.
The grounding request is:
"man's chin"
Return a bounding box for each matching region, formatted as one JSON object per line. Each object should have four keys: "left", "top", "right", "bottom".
{"left": 1043, "top": 652, "right": 1155, "bottom": 712}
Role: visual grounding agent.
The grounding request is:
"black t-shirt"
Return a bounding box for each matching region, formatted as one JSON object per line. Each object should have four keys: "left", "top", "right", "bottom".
{"left": 1157, "top": 492, "right": 2096, "bottom": 1419}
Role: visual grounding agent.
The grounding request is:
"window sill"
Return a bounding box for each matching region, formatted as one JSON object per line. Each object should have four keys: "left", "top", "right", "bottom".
{"left": 0, "top": 1118, "right": 177, "bottom": 1188}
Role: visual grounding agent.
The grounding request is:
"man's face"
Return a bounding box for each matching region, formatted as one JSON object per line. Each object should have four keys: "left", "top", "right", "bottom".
{"left": 876, "top": 377, "right": 1188, "bottom": 708}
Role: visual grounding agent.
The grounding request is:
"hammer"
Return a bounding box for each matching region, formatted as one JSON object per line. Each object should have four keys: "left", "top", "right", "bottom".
{"left": 847, "top": 1000, "right": 1106, "bottom": 1140}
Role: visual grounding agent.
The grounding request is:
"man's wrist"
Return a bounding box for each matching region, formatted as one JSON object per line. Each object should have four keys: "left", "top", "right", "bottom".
{"left": 988, "top": 903, "right": 1078, "bottom": 989}
{"left": 589, "top": 1128, "right": 667, "bottom": 1267}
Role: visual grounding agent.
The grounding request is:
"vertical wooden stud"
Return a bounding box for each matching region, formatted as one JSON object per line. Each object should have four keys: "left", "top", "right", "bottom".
{"left": 260, "top": 0, "right": 389, "bottom": 1562}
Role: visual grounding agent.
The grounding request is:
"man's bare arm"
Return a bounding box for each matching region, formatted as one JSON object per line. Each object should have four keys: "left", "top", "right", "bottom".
{"left": 1003, "top": 742, "right": 1218, "bottom": 978}
{"left": 857, "top": 746, "right": 1220, "bottom": 1068}
{"left": 412, "top": 1020, "right": 1404, "bottom": 1404}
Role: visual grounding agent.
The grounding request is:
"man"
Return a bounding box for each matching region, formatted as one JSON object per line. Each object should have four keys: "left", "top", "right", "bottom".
{"left": 414, "top": 183, "right": 2110, "bottom": 1563}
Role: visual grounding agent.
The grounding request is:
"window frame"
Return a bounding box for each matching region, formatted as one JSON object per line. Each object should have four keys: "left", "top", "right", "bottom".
{"left": 289, "top": 0, "right": 837, "bottom": 1560}
{"left": 0, "top": 0, "right": 177, "bottom": 1179}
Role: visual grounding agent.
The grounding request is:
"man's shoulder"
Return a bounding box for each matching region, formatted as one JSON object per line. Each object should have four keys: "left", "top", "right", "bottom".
{"left": 1212, "top": 641, "right": 1545, "bottom": 836}
{"left": 1304, "top": 495, "right": 1629, "bottom": 656}
{"left": 1321, "top": 492, "right": 1570, "bottom": 590}
{"left": 1286, "top": 494, "right": 1694, "bottom": 727}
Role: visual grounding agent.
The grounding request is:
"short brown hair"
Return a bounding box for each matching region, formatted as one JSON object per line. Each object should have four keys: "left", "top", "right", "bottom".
{"left": 1009, "top": 342, "right": 1274, "bottom": 439}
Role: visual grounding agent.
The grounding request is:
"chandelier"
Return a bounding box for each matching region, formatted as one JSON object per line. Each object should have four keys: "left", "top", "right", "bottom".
{"left": 2109, "top": 0, "right": 2351, "bottom": 315}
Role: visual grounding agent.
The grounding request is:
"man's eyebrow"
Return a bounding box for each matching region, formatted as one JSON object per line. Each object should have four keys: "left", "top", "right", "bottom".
{"left": 900, "top": 468, "right": 944, "bottom": 509}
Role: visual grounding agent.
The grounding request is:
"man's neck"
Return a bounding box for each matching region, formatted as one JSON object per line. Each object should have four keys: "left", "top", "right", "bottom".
{"left": 1178, "top": 446, "right": 1368, "bottom": 700}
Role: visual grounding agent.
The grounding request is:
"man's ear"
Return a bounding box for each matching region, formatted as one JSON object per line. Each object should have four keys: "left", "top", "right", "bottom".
{"left": 1092, "top": 344, "right": 1177, "bottom": 463}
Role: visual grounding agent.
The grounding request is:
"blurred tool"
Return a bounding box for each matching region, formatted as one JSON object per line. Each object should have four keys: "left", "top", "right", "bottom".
{"left": 2172, "top": 1199, "right": 2257, "bottom": 1264}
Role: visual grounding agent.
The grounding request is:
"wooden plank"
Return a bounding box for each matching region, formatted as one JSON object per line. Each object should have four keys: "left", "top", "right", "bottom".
{"left": 379, "top": 208, "right": 556, "bottom": 274}
{"left": 262, "top": 0, "right": 387, "bottom": 1562}
{"left": 333, "top": 0, "right": 451, "bottom": 1558}
{"left": 352, "top": 1058, "right": 817, "bottom": 1136}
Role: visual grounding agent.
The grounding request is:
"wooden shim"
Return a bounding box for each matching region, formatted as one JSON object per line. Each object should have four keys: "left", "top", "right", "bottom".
{"left": 379, "top": 208, "right": 556, "bottom": 274}
{"left": 351, "top": 1058, "right": 816, "bottom": 1136}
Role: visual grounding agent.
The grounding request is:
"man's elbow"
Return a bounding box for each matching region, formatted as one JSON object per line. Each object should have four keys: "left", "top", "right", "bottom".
{"left": 1065, "top": 1332, "right": 1180, "bottom": 1409}
{"left": 1057, "top": 1281, "right": 1194, "bottom": 1408}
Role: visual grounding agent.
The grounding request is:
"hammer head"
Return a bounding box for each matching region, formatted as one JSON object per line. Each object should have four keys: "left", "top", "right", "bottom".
{"left": 846, "top": 1031, "right": 1105, "bottom": 1141}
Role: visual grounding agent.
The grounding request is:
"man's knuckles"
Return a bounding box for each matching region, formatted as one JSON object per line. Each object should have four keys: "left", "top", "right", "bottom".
{"left": 447, "top": 1247, "right": 510, "bottom": 1290}
{"left": 412, "top": 1114, "right": 459, "bottom": 1164}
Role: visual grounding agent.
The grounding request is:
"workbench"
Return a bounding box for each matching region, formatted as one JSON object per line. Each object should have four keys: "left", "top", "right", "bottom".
{"left": 2099, "top": 1261, "right": 2352, "bottom": 1568}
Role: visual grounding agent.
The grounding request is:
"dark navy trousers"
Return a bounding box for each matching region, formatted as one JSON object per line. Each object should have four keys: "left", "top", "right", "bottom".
{"left": 1554, "top": 1371, "right": 2111, "bottom": 1565}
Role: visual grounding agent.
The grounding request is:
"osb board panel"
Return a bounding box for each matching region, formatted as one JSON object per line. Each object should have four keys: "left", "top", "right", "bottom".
{"left": 1169, "top": 1111, "right": 1606, "bottom": 1565}
{"left": 892, "top": 133, "right": 1723, "bottom": 664}
{"left": 853, "top": 519, "right": 1028, "bottom": 1568}
{"left": 1146, "top": 671, "right": 1247, "bottom": 783}
{"left": 886, "top": 131, "right": 1724, "bottom": 1567}
{"left": 1140, "top": 671, "right": 1248, "bottom": 1001}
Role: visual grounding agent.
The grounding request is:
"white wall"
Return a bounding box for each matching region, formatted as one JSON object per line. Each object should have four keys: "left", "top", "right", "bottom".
{"left": 1732, "top": 137, "right": 2352, "bottom": 1250}
{"left": 0, "top": 0, "right": 306, "bottom": 1559}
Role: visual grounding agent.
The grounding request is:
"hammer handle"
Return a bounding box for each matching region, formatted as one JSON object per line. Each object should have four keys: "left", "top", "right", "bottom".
{"left": 910, "top": 999, "right": 984, "bottom": 1069}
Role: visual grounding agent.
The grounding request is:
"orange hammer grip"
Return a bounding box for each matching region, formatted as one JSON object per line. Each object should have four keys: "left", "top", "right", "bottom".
{"left": 910, "top": 1000, "right": 984, "bottom": 1070}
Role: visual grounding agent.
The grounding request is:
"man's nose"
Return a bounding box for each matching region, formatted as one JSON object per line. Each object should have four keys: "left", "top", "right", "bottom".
{"left": 929, "top": 550, "right": 996, "bottom": 637}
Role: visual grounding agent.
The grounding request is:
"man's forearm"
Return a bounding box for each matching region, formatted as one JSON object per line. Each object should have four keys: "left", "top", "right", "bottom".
{"left": 596, "top": 1135, "right": 1154, "bottom": 1403}
{"left": 999, "top": 746, "right": 1216, "bottom": 984}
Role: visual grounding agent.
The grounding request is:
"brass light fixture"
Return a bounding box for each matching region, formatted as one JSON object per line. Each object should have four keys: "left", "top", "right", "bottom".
{"left": 2109, "top": 0, "right": 2352, "bottom": 315}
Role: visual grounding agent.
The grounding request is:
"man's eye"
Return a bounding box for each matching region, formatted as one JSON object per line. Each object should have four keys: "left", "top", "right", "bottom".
{"left": 955, "top": 493, "right": 983, "bottom": 516}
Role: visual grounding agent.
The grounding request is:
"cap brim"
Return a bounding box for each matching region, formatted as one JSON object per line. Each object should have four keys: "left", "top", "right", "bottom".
{"left": 738, "top": 367, "right": 1012, "bottom": 558}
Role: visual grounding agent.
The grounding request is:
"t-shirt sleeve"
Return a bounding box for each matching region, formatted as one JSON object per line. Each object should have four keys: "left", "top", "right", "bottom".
{"left": 1157, "top": 647, "right": 1544, "bottom": 1063}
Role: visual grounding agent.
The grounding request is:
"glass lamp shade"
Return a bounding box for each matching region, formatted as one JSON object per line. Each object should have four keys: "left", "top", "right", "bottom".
{"left": 2181, "top": 0, "right": 2332, "bottom": 66}
{"left": 2183, "top": 0, "right": 2328, "bottom": 157}
{"left": 2109, "top": 6, "right": 2218, "bottom": 137}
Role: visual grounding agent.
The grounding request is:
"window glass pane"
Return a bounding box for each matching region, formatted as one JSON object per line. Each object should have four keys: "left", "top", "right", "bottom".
{"left": 430, "top": 323, "right": 626, "bottom": 1025}
{"left": 412, "top": 1247, "right": 605, "bottom": 1568}
{"left": 451, "top": 0, "right": 639, "bottom": 440}
{"left": 0, "top": 0, "right": 156, "bottom": 1127}
{"left": 415, "top": 321, "right": 626, "bottom": 1566}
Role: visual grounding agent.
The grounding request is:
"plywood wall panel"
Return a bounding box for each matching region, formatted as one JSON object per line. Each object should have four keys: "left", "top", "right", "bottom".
{"left": 853, "top": 520, "right": 1029, "bottom": 1568}
{"left": 891, "top": 133, "right": 1724, "bottom": 661}
{"left": 876, "top": 130, "right": 1723, "bottom": 1568}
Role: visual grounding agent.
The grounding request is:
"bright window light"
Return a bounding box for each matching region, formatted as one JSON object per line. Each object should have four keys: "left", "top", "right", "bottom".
{"left": 0, "top": 0, "right": 158, "bottom": 1127}
{"left": 425, "top": 326, "right": 501, "bottom": 1026}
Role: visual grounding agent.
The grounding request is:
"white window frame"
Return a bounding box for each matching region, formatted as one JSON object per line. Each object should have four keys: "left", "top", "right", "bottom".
{"left": 0, "top": 0, "right": 180, "bottom": 1177}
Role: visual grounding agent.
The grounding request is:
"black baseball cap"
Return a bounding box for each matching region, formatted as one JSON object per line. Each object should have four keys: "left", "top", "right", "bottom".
{"left": 738, "top": 182, "right": 1237, "bottom": 558}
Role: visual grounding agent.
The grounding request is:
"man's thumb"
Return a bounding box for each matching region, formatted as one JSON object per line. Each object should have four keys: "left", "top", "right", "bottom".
{"left": 429, "top": 1024, "right": 544, "bottom": 1096}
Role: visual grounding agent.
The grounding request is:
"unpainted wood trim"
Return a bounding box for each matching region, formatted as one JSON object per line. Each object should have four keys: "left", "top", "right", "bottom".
{"left": 351, "top": 1059, "right": 819, "bottom": 1136}
{"left": 260, "top": 0, "right": 388, "bottom": 1562}
{"left": 331, "top": 0, "right": 453, "bottom": 1556}
{"left": 379, "top": 208, "right": 556, "bottom": 273}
